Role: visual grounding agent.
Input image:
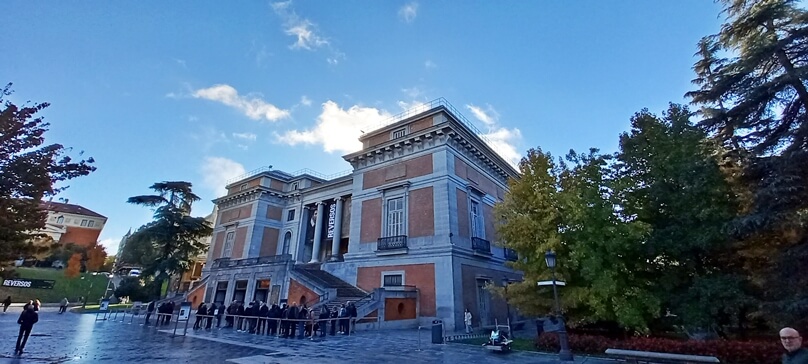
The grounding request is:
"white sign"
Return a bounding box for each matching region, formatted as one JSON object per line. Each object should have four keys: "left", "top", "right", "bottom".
{"left": 99, "top": 299, "right": 110, "bottom": 312}
{"left": 178, "top": 303, "right": 191, "bottom": 320}
{"left": 537, "top": 280, "right": 566, "bottom": 286}
{"left": 326, "top": 202, "right": 337, "bottom": 239}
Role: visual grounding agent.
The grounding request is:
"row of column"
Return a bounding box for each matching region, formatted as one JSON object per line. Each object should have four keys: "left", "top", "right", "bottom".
{"left": 309, "top": 196, "right": 345, "bottom": 263}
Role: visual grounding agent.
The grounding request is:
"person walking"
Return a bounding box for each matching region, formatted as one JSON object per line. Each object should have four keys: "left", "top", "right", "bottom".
{"left": 2, "top": 296, "right": 11, "bottom": 313}
{"left": 33, "top": 299, "right": 41, "bottom": 312}
{"left": 145, "top": 301, "right": 155, "bottom": 325}
{"left": 15, "top": 304, "right": 39, "bottom": 355}
{"left": 59, "top": 297, "right": 69, "bottom": 314}
{"left": 464, "top": 309, "right": 473, "bottom": 334}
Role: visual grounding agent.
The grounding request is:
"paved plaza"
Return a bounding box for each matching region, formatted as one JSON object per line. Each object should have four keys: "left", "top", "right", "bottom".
{"left": 0, "top": 307, "right": 610, "bottom": 363}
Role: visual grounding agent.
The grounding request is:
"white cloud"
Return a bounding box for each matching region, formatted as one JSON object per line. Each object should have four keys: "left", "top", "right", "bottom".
{"left": 272, "top": 1, "right": 329, "bottom": 50}
{"left": 424, "top": 60, "right": 437, "bottom": 69}
{"left": 466, "top": 104, "right": 522, "bottom": 168}
{"left": 232, "top": 132, "right": 257, "bottom": 142}
{"left": 300, "top": 95, "right": 312, "bottom": 106}
{"left": 275, "top": 101, "right": 391, "bottom": 154}
{"left": 399, "top": 2, "right": 419, "bottom": 23}
{"left": 193, "top": 84, "right": 290, "bottom": 122}
{"left": 200, "top": 157, "right": 247, "bottom": 196}
{"left": 99, "top": 238, "right": 118, "bottom": 255}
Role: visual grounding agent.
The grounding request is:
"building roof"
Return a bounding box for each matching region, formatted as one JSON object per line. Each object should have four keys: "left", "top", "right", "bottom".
{"left": 40, "top": 201, "right": 106, "bottom": 219}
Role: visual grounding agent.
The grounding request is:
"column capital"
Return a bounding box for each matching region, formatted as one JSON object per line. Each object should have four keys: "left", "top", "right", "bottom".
{"left": 333, "top": 196, "right": 343, "bottom": 203}
{"left": 315, "top": 201, "right": 325, "bottom": 206}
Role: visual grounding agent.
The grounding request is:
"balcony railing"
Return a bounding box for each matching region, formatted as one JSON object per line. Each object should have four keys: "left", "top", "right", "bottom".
{"left": 212, "top": 254, "right": 292, "bottom": 268}
{"left": 472, "top": 237, "right": 491, "bottom": 254}
{"left": 377, "top": 235, "right": 408, "bottom": 251}
{"left": 504, "top": 248, "right": 519, "bottom": 262}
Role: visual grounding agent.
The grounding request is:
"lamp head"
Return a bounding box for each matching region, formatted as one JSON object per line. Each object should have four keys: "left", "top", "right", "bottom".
{"left": 544, "top": 250, "right": 557, "bottom": 269}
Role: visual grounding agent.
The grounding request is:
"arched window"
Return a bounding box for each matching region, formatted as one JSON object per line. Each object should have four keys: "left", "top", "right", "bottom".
{"left": 282, "top": 231, "right": 292, "bottom": 255}
{"left": 56, "top": 216, "right": 64, "bottom": 224}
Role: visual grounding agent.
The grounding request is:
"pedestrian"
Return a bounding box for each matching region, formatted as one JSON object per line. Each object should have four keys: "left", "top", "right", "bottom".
{"left": 288, "top": 302, "right": 299, "bottom": 338}
{"left": 268, "top": 304, "right": 279, "bottom": 335}
{"left": 780, "top": 327, "right": 808, "bottom": 364}
{"left": 297, "top": 304, "right": 308, "bottom": 339}
{"left": 59, "top": 297, "right": 69, "bottom": 314}
{"left": 280, "top": 303, "right": 289, "bottom": 337}
{"left": 145, "top": 301, "right": 155, "bottom": 325}
{"left": 206, "top": 303, "right": 216, "bottom": 330}
{"left": 24, "top": 300, "right": 33, "bottom": 311}
{"left": 347, "top": 301, "right": 357, "bottom": 334}
{"left": 464, "top": 308, "right": 473, "bottom": 334}
{"left": 15, "top": 304, "right": 38, "bottom": 355}
{"left": 258, "top": 301, "right": 269, "bottom": 334}
{"left": 33, "top": 299, "right": 40, "bottom": 312}
{"left": 193, "top": 302, "right": 207, "bottom": 330}
{"left": 236, "top": 302, "right": 246, "bottom": 332}
{"left": 318, "top": 306, "right": 330, "bottom": 337}
{"left": 2, "top": 296, "right": 11, "bottom": 313}
{"left": 329, "top": 305, "right": 338, "bottom": 336}
{"left": 165, "top": 301, "right": 175, "bottom": 326}
{"left": 338, "top": 304, "right": 348, "bottom": 334}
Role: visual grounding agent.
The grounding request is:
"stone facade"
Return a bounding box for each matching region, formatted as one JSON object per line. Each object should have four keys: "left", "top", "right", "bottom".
{"left": 201, "top": 100, "right": 522, "bottom": 332}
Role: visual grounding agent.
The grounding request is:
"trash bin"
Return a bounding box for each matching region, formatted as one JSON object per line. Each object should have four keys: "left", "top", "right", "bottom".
{"left": 431, "top": 319, "right": 444, "bottom": 344}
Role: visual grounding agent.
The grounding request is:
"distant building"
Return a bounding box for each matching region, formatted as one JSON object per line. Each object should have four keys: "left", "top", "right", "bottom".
{"left": 40, "top": 201, "right": 107, "bottom": 247}
{"left": 191, "top": 99, "right": 523, "bottom": 331}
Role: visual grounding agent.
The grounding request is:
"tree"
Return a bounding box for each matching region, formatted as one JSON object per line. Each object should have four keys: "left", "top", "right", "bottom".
{"left": 0, "top": 83, "right": 95, "bottom": 263}
{"left": 687, "top": 0, "right": 808, "bottom": 327}
{"left": 64, "top": 253, "right": 82, "bottom": 278}
{"left": 84, "top": 241, "right": 107, "bottom": 272}
{"left": 127, "top": 181, "right": 212, "bottom": 297}
{"left": 114, "top": 277, "right": 151, "bottom": 302}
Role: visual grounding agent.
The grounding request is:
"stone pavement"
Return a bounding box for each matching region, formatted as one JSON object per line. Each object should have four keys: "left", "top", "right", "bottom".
{"left": 0, "top": 307, "right": 612, "bottom": 363}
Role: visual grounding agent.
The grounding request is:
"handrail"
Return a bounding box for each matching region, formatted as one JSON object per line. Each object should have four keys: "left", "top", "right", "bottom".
{"left": 377, "top": 235, "right": 408, "bottom": 250}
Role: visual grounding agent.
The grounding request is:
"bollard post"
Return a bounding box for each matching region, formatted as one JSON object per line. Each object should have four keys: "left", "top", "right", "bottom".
{"left": 416, "top": 326, "right": 422, "bottom": 351}
{"left": 184, "top": 316, "right": 190, "bottom": 336}
{"left": 172, "top": 315, "right": 179, "bottom": 337}
{"left": 120, "top": 311, "right": 126, "bottom": 323}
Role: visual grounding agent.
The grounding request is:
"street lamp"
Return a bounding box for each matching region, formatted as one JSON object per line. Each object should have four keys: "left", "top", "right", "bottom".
{"left": 544, "top": 250, "right": 573, "bottom": 361}
{"left": 502, "top": 277, "right": 513, "bottom": 339}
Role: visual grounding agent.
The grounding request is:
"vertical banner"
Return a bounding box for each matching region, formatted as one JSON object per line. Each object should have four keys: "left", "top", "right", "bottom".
{"left": 326, "top": 201, "right": 337, "bottom": 240}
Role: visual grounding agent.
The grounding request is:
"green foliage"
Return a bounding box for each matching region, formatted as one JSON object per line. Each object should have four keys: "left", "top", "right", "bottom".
{"left": 497, "top": 105, "right": 745, "bottom": 332}
{"left": 0, "top": 267, "right": 107, "bottom": 303}
{"left": 114, "top": 277, "right": 151, "bottom": 302}
{"left": 0, "top": 83, "right": 95, "bottom": 263}
{"left": 126, "top": 181, "right": 212, "bottom": 297}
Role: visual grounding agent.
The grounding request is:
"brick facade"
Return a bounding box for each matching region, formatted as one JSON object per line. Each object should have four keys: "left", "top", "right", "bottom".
{"left": 356, "top": 263, "right": 436, "bottom": 316}
{"left": 287, "top": 279, "right": 319, "bottom": 307}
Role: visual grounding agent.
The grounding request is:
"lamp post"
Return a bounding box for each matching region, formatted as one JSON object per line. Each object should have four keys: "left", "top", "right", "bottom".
{"left": 544, "top": 250, "right": 573, "bottom": 361}
{"left": 502, "top": 277, "right": 514, "bottom": 339}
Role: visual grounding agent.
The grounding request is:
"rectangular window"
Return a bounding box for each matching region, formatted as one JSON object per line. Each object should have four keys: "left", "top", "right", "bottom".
{"left": 88, "top": 220, "right": 95, "bottom": 228}
{"left": 386, "top": 197, "right": 404, "bottom": 236}
{"left": 80, "top": 219, "right": 88, "bottom": 227}
{"left": 383, "top": 274, "right": 403, "bottom": 287}
{"left": 470, "top": 200, "right": 483, "bottom": 238}
{"left": 391, "top": 128, "right": 406, "bottom": 139}
{"left": 287, "top": 209, "right": 295, "bottom": 221}
{"left": 223, "top": 231, "right": 235, "bottom": 257}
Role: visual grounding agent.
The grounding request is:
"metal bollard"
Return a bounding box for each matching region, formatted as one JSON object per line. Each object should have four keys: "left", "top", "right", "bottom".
{"left": 416, "top": 326, "right": 422, "bottom": 351}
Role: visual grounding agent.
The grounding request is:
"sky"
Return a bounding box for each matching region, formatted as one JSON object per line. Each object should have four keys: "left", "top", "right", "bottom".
{"left": 2, "top": 1, "right": 725, "bottom": 255}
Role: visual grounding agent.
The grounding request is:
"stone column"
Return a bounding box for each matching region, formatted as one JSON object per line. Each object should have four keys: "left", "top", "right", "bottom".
{"left": 329, "top": 197, "right": 344, "bottom": 261}
{"left": 309, "top": 202, "right": 325, "bottom": 263}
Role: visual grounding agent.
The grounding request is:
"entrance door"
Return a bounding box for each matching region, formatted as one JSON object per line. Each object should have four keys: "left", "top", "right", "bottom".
{"left": 476, "top": 280, "right": 491, "bottom": 326}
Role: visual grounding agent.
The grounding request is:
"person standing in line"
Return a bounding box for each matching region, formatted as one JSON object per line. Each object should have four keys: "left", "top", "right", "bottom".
{"left": 59, "top": 297, "right": 69, "bottom": 314}
{"left": 2, "top": 296, "right": 11, "bottom": 313}
{"left": 193, "top": 302, "right": 207, "bottom": 330}
{"left": 347, "top": 301, "right": 357, "bottom": 334}
{"left": 205, "top": 303, "right": 216, "bottom": 330}
{"left": 15, "top": 304, "right": 39, "bottom": 355}
{"left": 145, "top": 301, "right": 155, "bottom": 325}
{"left": 318, "top": 306, "right": 330, "bottom": 337}
{"left": 464, "top": 309, "right": 473, "bottom": 334}
{"left": 780, "top": 327, "right": 808, "bottom": 364}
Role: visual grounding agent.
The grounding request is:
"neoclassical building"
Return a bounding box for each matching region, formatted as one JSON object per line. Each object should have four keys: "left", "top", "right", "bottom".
{"left": 193, "top": 99, "right": 522, "bottom": 331}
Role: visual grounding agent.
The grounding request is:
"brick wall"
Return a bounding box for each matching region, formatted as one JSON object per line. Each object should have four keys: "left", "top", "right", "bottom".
{"left": 384, "top": 298, "right": 417, "bottom": 321}
{"left": 356, "top": 263, "right": 436, "bottom": 316}
{"left": 260, "top": 227, "right": 279, "bottom": 256}
{"left": 213, "top": 232, "right": 225, "bottom": 259}
{"left": 187, "top": 282, "right": 206, "bottom": 306}
{"left": 484, "top": 203, "right": 496, "bottom": 243}
{"left": 408, "top": 187, "right": 434, "bottom": 237}
{"left": 266, "top": 205, "right": 283, "bottom": 221}
{"left": 362, "top": 154, "right": 433, "bottom": 189}
{"left": 456, "top": 188, "right": 469, "bottom": 238}
{"left": 360, "top": 198, "right": 382, "bottom": 243}
{"left": 232, "top": 226, "right": 248, "bottom": 259}
{"left": 454, "top": 156, "right": 505, "bottom": 198}
{"left": 58, "top": 226, "right": 102, "bottom": 247}
{"left": 287, "top": 279, "right": 319, "bottom": 307}
{"left": 218, "top": 203, "right": 253, "bottom": 224}
{"left": 270, "top": 179, "right": 285, "bottom": 191}
{"left": 226, "top": 178, "right": 262, "bottom": 195}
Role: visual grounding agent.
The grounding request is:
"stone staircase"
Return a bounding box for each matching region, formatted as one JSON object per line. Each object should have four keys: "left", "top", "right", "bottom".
{"left": 292, "top": 265, "right": 380, "bottom": 319}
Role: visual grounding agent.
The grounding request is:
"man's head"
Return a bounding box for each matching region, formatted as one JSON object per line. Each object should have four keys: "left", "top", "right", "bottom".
{"left": 780, "top": 327, "right": 803, "bottom": 353}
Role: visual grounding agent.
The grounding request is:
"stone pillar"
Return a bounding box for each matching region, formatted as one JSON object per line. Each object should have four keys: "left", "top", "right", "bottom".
{"left": 329, "top": 197, "right": 344, "bottom": 262}
{"left": 309, "top": 202, "right": 325, "bottom": 263}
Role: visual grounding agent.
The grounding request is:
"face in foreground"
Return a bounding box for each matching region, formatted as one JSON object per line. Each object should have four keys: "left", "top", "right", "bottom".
{"left": 780, "top": 328, "right": 803, "bottom": 353}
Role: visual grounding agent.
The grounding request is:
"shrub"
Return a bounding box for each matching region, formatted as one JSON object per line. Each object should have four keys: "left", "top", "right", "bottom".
{"left": 535, "top": 333, "right": 783, "bottom": 364}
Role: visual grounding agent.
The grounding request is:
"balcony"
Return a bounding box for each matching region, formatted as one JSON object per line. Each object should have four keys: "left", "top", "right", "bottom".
{"left": 376, "top": 235, "right": 408, "bottom": 255}
{"left": 504, "top": 248, "right": 519, "bottom": 262}
{"left": 472, "top": 237, "right": 492, "bottom": 256}
{"left": 211, "top": 254, "right": 292, "bottom": 269}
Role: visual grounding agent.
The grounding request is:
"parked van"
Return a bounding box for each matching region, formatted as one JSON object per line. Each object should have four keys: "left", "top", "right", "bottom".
{"left": 128, "top": 269, "right": 141, "bottom": 277}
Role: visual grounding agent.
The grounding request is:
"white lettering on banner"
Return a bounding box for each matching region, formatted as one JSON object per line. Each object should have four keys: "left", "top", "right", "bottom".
{"left": 3, "top": 279, "right": 32, "bottom": 288}
{"left": 326, "top": 203, "right": 337, "bottom": 239}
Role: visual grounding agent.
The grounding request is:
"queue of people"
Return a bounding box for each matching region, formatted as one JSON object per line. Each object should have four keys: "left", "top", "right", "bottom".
{"left": 190, "top": 299, "right": 358, "bottom": 339}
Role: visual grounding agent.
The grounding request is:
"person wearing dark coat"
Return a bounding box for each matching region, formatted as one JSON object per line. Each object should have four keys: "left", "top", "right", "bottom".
{"left": 280, "top": 304, "right": 289, "bottom": 338}
{"left": 257, "top": 302, "right": 269, "bottom": 335}
{"left": 268, "top": 304, "right": 280, "bottom": 336}
{"left": 145, "top": 301, "right": 156, "bottom": 325}
{"left": 236, "top": 302, "right": 245, "bottom": 332}
{"left": 330, "top": 306, "right": 339, "bottom": 336}
{"left": 2, "top": 296, "right": 11, "bottom": 313}
{"left": 318, "top": 306, "right": 330, "bottom": 337}
{"left": 206, "top": 303, "right": 217, "bottom": 330}
{"left": 193, "top": 302, "right": 207, "bottom": 330}
{"left": 225, "top": 302, "right": 236, "bottom": 328}
{"left": 347, "top": 301, "right": 358, "bottom": 334}
{"left": 298, "top": 305, "right": 308, "bottom": 339}
{"left": 15, "top": 305, "right": 38, "bottom": 355}
{"left": 287, "top": 303, "right": 299, "bottom": 338}
{"left": 215, "top": 302, "right": 224, "bottom": 328}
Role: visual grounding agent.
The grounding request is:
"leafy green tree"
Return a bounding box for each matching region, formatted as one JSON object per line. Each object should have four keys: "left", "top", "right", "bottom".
{"left": 114, "top": 277, "right": 151, "bottom": 302}
{"left": 0, "top": 83, "right": 95, "bottom": 263}
{"left": 687, "top": 0, "right": 808, "bottom": 327}
{"left": 127, "top": 181, "right": 212, "bottom": 298}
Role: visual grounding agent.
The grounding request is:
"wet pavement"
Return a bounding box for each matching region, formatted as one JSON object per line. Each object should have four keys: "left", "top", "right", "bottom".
{"left": 0, "top": 308, "right": 611, "bottom": 363}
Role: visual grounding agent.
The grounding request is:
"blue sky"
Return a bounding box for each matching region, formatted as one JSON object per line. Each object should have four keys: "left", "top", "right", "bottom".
{"left": 2, "top": 1, "right": 724, "bottom": 254}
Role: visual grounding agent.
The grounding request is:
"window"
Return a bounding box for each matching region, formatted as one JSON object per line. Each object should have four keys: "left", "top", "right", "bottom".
{"left": 88, "top": 220, "right": 95, "bottom": 228}
{"left": 386, "top": 197, "right": 404, "bottom": 236}
{"left": 287, "top": 209, "right": 295, "bottom": 222}
{"left": 383, "top": 274, "right": 403, "bottom": 287}
{"left": 470, "top": 200, "right": 484, "bottom": 238}
{"left": 223, "top": 231, "right": 235, "bottom": 257}
{"left": 282, "top": 231, "right": 292, "bottom": 254}
{"left": 391, "top": 128, "right": 406, "bottom": 139}
{"left": 80, "top": 219, "right": 88, "bottom": 227}
{"left": 56, "top": 216, "right": 64, "bottom": 224}
{"left": 291, "top": 182, "right": 298, "bottom": 191}
{"left": 239, "top": 183, "right": 248, "bottom": 191}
